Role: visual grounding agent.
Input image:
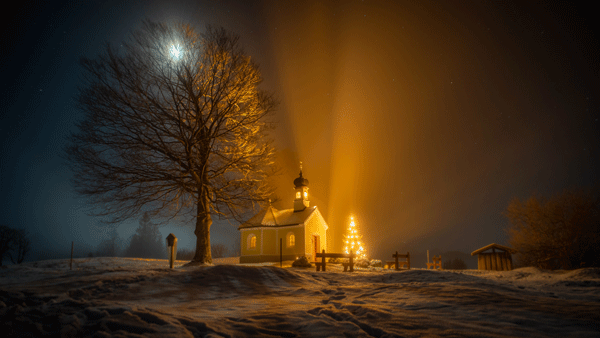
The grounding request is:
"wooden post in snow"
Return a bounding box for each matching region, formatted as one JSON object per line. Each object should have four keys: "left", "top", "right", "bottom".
{"left": 70, "top": 241, "right": 74, "bottom": 270}
{"left": 166, "top": 234, "right": 177, "bottom": 269}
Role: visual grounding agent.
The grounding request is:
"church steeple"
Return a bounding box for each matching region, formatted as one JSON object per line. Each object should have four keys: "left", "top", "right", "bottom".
{"left": 293, "top": 162, "right": 309, "bottom": 212}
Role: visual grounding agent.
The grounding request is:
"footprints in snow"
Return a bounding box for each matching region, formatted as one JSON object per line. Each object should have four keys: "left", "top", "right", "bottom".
{"left": 321, "top": 289, "right": 346, "bottom": 307}
{"left": 320, "top": 288, "right": 368, "bottom": 307}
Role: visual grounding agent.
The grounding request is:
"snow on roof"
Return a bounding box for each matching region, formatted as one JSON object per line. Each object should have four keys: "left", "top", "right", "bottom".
{"left": 471, "top": 243, "right": 517, "bottom": 256}
{"left": 238, "top": 205, "right": 319, "bottom": 229}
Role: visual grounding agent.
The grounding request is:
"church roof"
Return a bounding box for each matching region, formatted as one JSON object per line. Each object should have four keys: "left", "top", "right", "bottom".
{"left": 238, "top": 205, "right": 323, "bottom": 229}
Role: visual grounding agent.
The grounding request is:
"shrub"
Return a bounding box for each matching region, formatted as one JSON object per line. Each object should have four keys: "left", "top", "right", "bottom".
{"left": 369, "top": 259, "right": 382, "bottom": 267}
{"left": 211, "top": 244, "right": 229, "bottom": 258}
{"left": 176, "top": 248, "right": 195, "bottom": 261}
{"left": 292, "top": 256, "right": 312, "bottom": 267}
{"left": 355, "top": 258, "right": 370, "bottom": 268}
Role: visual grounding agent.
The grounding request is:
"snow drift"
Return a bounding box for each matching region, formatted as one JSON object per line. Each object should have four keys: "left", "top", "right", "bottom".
{"left": 1, "top": 257, "right": 599, "bottom": 337}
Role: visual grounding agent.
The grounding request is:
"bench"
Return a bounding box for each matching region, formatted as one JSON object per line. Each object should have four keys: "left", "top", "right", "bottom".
{"left": 386, "top": 251, "right": 410, "bottom": 270}
{"left": 315, "top": 249, "right": 355, "bottom": 272}
{"left": 426, "top": 255, "right": 442, "bottom": 270}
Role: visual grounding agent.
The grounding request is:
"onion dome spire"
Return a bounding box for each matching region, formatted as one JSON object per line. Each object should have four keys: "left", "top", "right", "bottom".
{"left": 293, "top": 161, "right": 309, "bottom": 188}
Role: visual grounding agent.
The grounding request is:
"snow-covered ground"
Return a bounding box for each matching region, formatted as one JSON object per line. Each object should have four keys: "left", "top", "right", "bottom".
{"left": 1, "top": 257, "right": 599, "bottom": 337}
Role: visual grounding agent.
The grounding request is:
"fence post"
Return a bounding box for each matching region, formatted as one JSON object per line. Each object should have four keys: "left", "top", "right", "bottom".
{"left": 70, "top": 241, "right": 74, "bottom": 270}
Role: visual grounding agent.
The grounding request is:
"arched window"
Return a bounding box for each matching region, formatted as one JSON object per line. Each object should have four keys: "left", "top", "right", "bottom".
{"left": 247, "top": 235, "right": 256, "bottom": 249}
{"left": 287, "top": 232, "right": 295, "bottom": 248}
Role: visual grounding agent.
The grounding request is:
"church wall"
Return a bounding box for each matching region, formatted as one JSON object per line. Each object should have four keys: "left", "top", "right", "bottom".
{"left": 262, "top": 229, "right": 277, "bottom": 255}
{"left": 281, "top": 226, "right": 305, "bottom": 257}
{"left": 304, "top": 208, "right": 327, "bottom": 260}
{"left": 239, "top": 225, "right": 306, "bottom": 263}
{"left": 240, "top": 229, "right": 261, "bottom": 257}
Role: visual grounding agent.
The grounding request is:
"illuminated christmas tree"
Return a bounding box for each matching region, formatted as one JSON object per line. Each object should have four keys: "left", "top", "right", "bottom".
{"left": 343, "top": 216, "right": 366, "bottom": 259}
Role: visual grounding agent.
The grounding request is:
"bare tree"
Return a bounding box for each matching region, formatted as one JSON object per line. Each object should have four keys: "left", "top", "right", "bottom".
{"left": 65, "top": 21, "right": 277, "bottom": 264}
{"left": 176, "top": 248, "right": 195, "bottom": 261}
{"left": 0, "top": 226, "right": 31, "bottom": 265}
{"left": 9, "top": 229, "right": 31, "bottom": 264}
{"left": 211, "top": 243, "right": 229, "bottom": 258}
{"left": 232, "top": 234, "right": 241, "bottom": 257}
{"left": 505, "top": 187, "right": 600, "bottom": 269}
{"left": 0, "top": 225, "right": 17, "bottom": 266}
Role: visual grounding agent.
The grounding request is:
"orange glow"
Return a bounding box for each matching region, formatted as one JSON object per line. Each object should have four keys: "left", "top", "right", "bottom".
{"left": 258, "top": 1, "right": 596, "bottom": 259}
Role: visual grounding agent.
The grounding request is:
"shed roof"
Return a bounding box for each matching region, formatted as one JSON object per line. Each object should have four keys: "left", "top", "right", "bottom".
{"left": 471, "top": 243, "right": 517, "bottom": 256}
{"left": 238, "top": 205, "right": 324, "bottom": 229}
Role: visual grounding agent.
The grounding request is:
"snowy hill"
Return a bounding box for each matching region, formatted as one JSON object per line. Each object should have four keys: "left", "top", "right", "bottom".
{"left": 1, "top": 257, "right": 599, "bottom": 337}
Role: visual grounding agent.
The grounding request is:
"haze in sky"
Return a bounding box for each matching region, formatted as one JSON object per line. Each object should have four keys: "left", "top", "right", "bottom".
{"left": 1, "top": 0, "right": 598, "bottom": 262}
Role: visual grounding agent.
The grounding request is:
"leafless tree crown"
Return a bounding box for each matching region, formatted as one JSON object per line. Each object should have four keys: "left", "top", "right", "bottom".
{"left": 505, "top": 187, "right": 600, "bottom": 269}
{"left": 66, "top": 21, "right": 277, "bottom": 225}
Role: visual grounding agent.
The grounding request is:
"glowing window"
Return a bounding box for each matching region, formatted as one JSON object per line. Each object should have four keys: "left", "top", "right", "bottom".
{"left": 248, "top": 235, "right": 256, "bottom": 249}
{"left": 287, "top": 233, "right": 295, "bottom": 248}
{"left": 296, "top": 191, "right": 301, "bottom": 199}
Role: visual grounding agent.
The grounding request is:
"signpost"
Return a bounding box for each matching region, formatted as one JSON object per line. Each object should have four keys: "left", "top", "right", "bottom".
{"left": 166, "top": 234, "right": 177, "bottom": 269}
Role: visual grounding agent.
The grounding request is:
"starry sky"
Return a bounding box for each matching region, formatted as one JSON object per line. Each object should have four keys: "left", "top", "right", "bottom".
{"left": 1, "top": 0, "right": 598, "bottom": 262}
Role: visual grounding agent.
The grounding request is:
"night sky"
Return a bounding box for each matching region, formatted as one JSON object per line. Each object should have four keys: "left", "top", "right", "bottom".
{"left": 1, "top": 0, "right": 598, "bottom": 262}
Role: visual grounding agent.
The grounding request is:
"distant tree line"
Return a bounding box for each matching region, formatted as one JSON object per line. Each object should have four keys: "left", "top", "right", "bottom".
{"left": 177, "top": 244, "right": 230, "bottom": 261}
{"left": 90, "top": 212, "right": 237, "bottom": 261}
{"left": 505, "top": 186, "right": 600, "bottom": 270}
{"left": 92, "top": 212, "right": 165, "bottom": 259}
{"left": 443, "top": 258, "right": 467, "bottom": 270}
{"left": 93, "top": 227, "right": 122, "bottom": 257}
{"left": 123, "top": 212, "right": 165, "bottom": 259}
{"left": 0, "top": 225, "right": 31, "bottom": 266}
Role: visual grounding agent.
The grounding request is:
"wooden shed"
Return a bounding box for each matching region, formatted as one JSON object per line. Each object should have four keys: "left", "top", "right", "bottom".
{"left": 471, "top": 243, "right": 517, "bottom": 271}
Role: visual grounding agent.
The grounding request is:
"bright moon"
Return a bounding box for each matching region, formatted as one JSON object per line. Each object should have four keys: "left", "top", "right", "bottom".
{"left": 170, "top": 44, "right": 181, "bottom": 60}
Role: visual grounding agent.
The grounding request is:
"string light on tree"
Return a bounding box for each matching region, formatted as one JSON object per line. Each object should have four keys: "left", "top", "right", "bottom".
{"left": 343, "top": 216, "right": 366, "bottom": 259}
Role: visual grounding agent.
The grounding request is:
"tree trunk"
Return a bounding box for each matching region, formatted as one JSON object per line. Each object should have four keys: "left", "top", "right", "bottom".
{"left": 193, "top": 185, "right": 212, "bottom": 264}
